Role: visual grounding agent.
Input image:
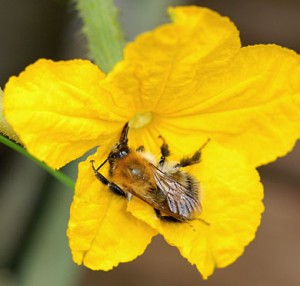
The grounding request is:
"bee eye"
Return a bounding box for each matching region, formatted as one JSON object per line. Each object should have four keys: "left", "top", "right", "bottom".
{"left": 109, "top": 146, "right": 129, "bottom": 161}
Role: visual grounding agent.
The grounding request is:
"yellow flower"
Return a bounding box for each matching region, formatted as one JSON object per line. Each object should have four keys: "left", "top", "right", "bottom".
{"left": 3, "top": 6, "right": 300, "bottom": 279}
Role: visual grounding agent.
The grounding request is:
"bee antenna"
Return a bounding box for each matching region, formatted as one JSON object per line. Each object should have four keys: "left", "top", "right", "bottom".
{"left": 119, "top": 122, "right": 129, "bottom": 144}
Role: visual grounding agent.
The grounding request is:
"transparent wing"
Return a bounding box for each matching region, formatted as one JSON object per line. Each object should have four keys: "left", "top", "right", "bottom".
{"left": 152, "top": 166, "right": 201, "bottom": 219}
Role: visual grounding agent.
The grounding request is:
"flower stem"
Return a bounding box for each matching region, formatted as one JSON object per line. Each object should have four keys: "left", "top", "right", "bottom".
{"left": 76, "top": 0, "right": 125, "bottom": 73}
{"left": 0, "top": 134, "right": 75, "bottom": 190}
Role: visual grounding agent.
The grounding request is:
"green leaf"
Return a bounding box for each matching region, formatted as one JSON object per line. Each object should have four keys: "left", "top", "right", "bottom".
{"left": 76, "top": 0, "right": 125, "bottom": 73}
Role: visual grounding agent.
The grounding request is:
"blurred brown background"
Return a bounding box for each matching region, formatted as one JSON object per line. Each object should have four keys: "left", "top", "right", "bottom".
{"left": 0, "top": 0, "right": 299, "bottom": 285}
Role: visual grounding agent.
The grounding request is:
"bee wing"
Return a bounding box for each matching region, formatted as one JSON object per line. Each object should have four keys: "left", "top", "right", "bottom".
{"left": 152, "top": 166, "right": 201, "bottom": 219}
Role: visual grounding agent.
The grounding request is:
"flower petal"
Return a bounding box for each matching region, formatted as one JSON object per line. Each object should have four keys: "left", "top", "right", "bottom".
{"left": 67, "top": 147, "right": 157, "bottom": 270}
{"left": 0, "top": 87, "right": 20, "bottom": 142}
{"left": 127, "top": 142, "right": 264, "bottom": 279}
{"left": 162, "top": 45, "right": 300, "bottom": 167}
{"left": 102, "top": 6, "right": 240, "bottom": 114}
{"left": 4, "top": 59, "right": 126, "bottom": 169}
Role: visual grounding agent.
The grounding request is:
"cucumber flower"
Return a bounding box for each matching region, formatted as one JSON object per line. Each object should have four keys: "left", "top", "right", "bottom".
{"left": 3, "top": 6, "right": 300, "bottom": 279}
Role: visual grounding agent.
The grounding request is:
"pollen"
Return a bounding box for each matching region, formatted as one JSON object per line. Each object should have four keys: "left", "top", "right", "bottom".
{"left": 129, "top": 111, "right": 152, "bottom": 129}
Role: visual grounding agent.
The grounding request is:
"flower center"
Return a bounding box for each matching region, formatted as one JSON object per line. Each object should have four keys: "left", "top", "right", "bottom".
{"left": 129, "top": 111, "right": 153, "bottom": 129}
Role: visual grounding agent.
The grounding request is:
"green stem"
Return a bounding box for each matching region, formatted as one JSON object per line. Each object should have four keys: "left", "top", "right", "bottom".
{"left": 76, "top": 0, "right": 125, "bottom": 73}
{"left": 0, "top": 134, "right": 75, "bottom": 190}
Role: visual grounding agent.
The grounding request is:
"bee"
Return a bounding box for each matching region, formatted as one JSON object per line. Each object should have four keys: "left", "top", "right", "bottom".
{"left": 91, "top": 123, "right": 209, "bottom": 222}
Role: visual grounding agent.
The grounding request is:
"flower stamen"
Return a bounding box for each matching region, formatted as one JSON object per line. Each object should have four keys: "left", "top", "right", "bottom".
{"left": 129, "top": 111, "right": 152, "bottom": 129}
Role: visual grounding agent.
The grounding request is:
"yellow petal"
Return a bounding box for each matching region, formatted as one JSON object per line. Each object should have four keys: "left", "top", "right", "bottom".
{"left": 4, "top": 59, "right": 127, "bottom": 169}
{"left": 67, "top": 147, "right": 157, "bottom": 270}
{"left": 102, "top": 6, "right": 240, "bottom": 114}
{"left": 127, "top": 142, "right": 264, "bottom": 279}
{"left": 162, "top": 45, "right": 300, "bottom": 167}
{"left": 0, "top": 87, "right": 19, "bottom": 142}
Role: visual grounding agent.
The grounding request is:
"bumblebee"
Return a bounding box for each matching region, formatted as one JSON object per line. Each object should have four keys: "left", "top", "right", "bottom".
{"left": 91, "top": 123, "right": 208, "bottom": 222}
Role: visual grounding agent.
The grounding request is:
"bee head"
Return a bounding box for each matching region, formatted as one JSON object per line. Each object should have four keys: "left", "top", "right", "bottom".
{"left": 109, "top": 143, "right": 130, "bottom": 161}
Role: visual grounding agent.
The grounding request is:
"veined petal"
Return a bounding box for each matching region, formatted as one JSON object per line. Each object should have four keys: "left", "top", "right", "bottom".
{"left": 102, "top": 6, "right": 240, "bottom": 114}
{"left": 4, "top": 59, "right": 127, "bottom": 169}
{"left": 162, "top": 45, "right": 300, "bottom": 167}
{"left": 67, "top": 147, "right": 157, "bottom": 270}
{"left": 127, "top": 142, "right": 264, "bottom": 279}
{"left": 0, "top": 87, "right": 19, "bottom": 142}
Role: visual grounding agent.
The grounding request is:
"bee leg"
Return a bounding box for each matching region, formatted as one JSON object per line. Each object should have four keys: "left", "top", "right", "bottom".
{"left": 136, "top": 145, "right": 145, "bottom": 152}
{"left": 177, "top": 138, "right": 210, "bottom": 168}
{"left": 90, "top": 160, "right": 127, "bottom": 197}
{"left": 154, "top": 209, "right": 181, "bottom": 223}
{"left": 177, "top": 150, "right": 201, "bottom": 167}
{"left": 158, "top": 135, "right": 170, "bottom": 166}
{"left": 108, "top": 182, "right": 127, "bottom": 197}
